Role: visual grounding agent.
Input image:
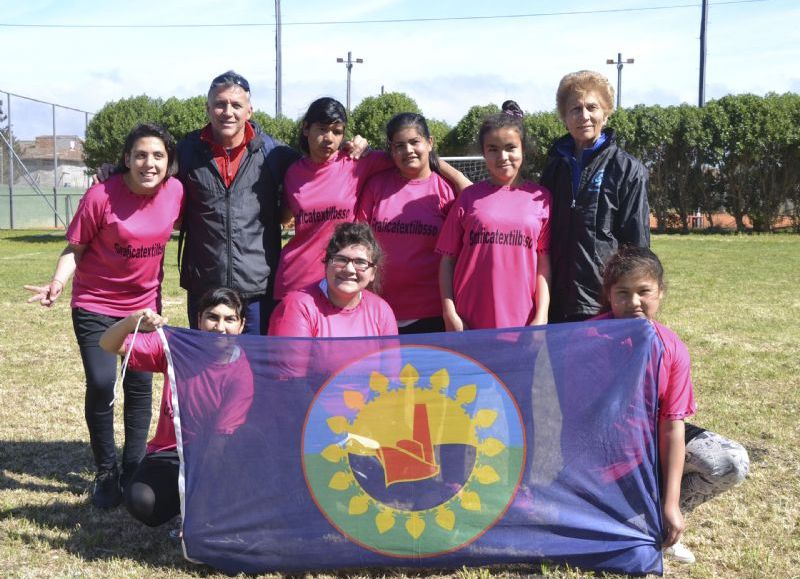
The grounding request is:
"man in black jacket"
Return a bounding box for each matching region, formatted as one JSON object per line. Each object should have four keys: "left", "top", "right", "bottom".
{"left": 177, "top": 71, "right": 299, "bottom": 334}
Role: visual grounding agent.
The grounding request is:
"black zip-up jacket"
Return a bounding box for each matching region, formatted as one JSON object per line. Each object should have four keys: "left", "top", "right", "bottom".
{"left": 177, "top": 122, "right": 299, "bottom": 298}
{"left": 540, "top": 128, "right": 650, "bottom": 322}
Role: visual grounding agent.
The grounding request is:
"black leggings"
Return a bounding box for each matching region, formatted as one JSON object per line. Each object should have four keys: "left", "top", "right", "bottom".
{"left": 72, "top": 308, "right": 152, "bottom": 472}
{"left": 124, "top": 450, "right": 181, "bottom": 527}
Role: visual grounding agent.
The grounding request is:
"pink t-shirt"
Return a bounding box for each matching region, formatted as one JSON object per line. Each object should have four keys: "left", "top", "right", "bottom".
{"left": 66, "top": 174, "right": 184, "bottom": 316}
{"left": 274, "top": 151, "right": 394, "bottom": 299}
{"left": 356, "top": 169, "right": 455, "bottom": 321}
{"left": 593, "top": 313, "right": 697, "bottom": 420}
{"left": 268, "top": 282, "right": 398, "bottom": 338}
{"left": 435, "top": 180, "right": 551, "bottom": 329}
{"left": 124, "top": 331, "right": 255, "bottom": 454}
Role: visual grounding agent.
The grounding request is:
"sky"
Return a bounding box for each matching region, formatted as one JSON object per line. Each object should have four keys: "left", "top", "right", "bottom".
{"left": 1, "top": 0, "right": 799, "bottom": 140}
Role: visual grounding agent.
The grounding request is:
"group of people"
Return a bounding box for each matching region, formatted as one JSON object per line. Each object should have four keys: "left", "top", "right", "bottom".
{"left": 25, "top": 69, "right": 748, "bottom": 565}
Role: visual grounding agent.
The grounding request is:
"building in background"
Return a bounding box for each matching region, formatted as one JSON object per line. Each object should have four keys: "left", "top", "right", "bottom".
{"left": 17, "top": 135, "right": 89, "bottom": 188}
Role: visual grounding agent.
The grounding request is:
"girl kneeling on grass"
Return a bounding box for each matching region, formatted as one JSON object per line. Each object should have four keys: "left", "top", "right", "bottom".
{"left": 99, "top": 287, "right": 253, "bottom": 530}
{"left": 595, "top": 245, "right": 749, "bottom": 564}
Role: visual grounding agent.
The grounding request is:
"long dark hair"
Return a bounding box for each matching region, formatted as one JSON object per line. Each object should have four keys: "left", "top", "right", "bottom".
{"left": 116, "top": 123, "right": 177, "bottom": 177}
{"left": 298, "top": 97, "right": 348, "bottom": 154}
{"left": 385, "top": 112, "right": 441, "bottom": 174}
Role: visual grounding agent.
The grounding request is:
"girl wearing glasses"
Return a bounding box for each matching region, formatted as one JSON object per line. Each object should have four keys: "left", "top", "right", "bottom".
{"left": 269, "top": 222, "right": 397, "bottom": 337}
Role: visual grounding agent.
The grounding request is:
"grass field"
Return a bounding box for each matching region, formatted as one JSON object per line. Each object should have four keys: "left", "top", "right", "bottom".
{"left": 1, "top": 230, "right": 798, "bottom": 578}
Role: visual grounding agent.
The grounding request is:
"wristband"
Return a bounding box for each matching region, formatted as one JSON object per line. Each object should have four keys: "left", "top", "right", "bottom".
{"left": 51, "top": 279, "right": 65, "bottom": 288}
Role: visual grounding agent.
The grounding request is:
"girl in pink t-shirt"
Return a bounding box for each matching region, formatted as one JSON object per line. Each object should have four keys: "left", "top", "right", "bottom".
{"left": 595, "top": 245, "right": 749, "bottom": 565}
{"left": 437, "top": 100, "right": 552, "bottom": 330}
{"left": 270, "top": 222, "right": 397, "bottom": 338}
{"left": 25, "top": 123, "right": 184, "bottom": 510}
{"left": 99, "top": 287, "right": 251, "bottom": 530}
{"left": 357, "top": 113, "right": 457, "bottom": 334}
{"left": 273, "top": 97, "right": 394, "bottom": 300}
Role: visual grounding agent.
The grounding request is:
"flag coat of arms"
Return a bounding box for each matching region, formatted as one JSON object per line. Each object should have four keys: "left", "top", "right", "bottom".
{"left": 160, "top": 318, "right": 664, "bottom": 575}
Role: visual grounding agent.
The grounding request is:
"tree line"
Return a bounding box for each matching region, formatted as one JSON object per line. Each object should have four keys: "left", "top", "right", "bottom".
{"left": 82, "top": 91, "right": 800, "bottom": 233}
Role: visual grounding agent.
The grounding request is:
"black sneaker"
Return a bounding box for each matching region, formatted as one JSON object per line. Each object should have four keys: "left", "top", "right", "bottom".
{"left": 92, "top": 466, "right": 122, "bottom": 509}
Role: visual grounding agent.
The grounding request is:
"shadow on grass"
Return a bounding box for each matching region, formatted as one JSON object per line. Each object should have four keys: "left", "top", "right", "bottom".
{"left": 3, "top": 232, "right": 66, "bottom": 244}
{"left": 0, "top": 441, "right": 548, "bottom": 577}
{"left": 0, "top": 441, "right": 211, "bottom": 573}
{"left": 0, "top": 440, "right": 88, "bottom": 495}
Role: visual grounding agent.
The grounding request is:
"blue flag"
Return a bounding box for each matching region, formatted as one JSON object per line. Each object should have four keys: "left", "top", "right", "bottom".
{"left": 161, "top": 318, "right": 663, "bottom": 575}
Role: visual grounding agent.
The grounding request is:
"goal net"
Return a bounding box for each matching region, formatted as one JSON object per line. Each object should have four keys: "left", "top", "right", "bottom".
{"left": 441, "top": 156, "right": 488, "bottom": 184}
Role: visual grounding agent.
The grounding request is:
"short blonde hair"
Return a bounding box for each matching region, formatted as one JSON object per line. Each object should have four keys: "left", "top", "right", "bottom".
{"left": 556, "top": 71, "right": 615, "bottom": 121}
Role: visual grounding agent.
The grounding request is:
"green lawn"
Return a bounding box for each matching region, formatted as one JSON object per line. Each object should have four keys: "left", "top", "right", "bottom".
{"left": 1, "top": 230, "right": 798, "bottom": 578}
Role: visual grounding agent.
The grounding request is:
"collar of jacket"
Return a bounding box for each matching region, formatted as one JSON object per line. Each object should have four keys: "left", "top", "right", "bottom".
{"left": 551, "top": 127, "right": 616, "bottom": 162}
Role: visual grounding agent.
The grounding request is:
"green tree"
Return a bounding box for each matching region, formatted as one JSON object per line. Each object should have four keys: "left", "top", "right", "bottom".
{"left": 663, "top": 104, "right": 711, "bottom": 232}
{"left": 252, "top": 112, "right": 300, "bottom": 149}
{"left": 426, "top": 118, "right": 451, "bottom": 155}
{"left": 350, "top": 92, "right": 421, "bottom": 149}
{"left": 710, "top": 94, "right": 763, "bottom": 231}
{"left": 613, "top": 105, "right": 677, "bottom": 232}
{"left": 524, "top": 110, "right": 563, "bottom": 180}
{"left": 448, "top": 104, "right": 500, "bottom": 155}
{"left": 160, "top": 96, "right": 207, "bottom": 141}
{"left": 84, "top": 95, "right": 163, "bottom": 169}
{"left": 750, "top": 93, "right": 800, "bottom": 231}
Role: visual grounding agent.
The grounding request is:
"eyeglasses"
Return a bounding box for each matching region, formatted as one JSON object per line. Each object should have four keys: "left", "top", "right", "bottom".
{"left": 209, "top": 71, "right": 250, "bottom": 93}
{"left": 326, "top": 255, "right": 375, "bottom": 272}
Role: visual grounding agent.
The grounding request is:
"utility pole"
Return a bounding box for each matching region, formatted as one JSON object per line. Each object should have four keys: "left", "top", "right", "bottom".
{"left": 0, "top": 99, "right": 5, "bottom": 186}
{"left": 336, "top": 51, "right": 363, "bottom": 112}
{"left": 699, "top": 0, "right": 709, "bottom": 107}
{"left": 606, "top": 53, "right": 635, "bottom": 109}
{"left": 275, "top": 0, "right": 282, "bottom": 117}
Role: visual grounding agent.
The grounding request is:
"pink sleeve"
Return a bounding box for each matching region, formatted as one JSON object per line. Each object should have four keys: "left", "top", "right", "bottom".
{"left": 175, "top": 179, "right": 186, "bottom": 227}
{"left": 124, "top": 332, "right": 168, "bottom": 373}
{"left": 355, "top": 175, "right": 378, "bottom": 223}
{"left": 537, "top": 185, "right": 551, "bottom": 253}
{"left": 659, "top": 330, "right": 697, "bottom": 420}
{"left": 537, "top": 212, "right": 551, "bottom": 253}
{"left": 354, "top": 151, "right": 394, "bottom": 186}
{"left": 379, "top": 299, "right": 399, "bottom": 336}
{"left": 214, "top": 355, "right": 255, "bottom": 435}
{"left": 268, "top": 294, "right": 315, "bottom": 337}
{"left": 435, "top": 198, "right": 465, "bottom": 257}
{"left": 66, "top": 184, "right": 107, "bottom": 245}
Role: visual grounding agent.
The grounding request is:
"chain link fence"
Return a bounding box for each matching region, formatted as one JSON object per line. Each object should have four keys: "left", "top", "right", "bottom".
{"left": 0, "top": 90, "right": 94, "bottom": 229}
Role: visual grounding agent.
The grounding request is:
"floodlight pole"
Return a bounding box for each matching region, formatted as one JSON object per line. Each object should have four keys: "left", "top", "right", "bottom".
{"left": 336, "top": 51, "right": 363, "bottom": 112}
{"left": 606, "top": 53, "right": 635, "bottom": 109}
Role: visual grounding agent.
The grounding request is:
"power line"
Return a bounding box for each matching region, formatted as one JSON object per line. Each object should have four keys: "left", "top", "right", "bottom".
{"left": 0, "top": 0, "right": 767, "bottom": 29}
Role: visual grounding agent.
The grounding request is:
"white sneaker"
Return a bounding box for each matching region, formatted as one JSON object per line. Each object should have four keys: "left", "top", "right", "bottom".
{"left": 663, "top": 541, "right": 696, "bottom": 564}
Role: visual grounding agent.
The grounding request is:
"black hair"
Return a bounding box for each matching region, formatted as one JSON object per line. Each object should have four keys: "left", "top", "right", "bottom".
{"left": 299, "top": 97, "right": 348, "bottom": 154}
{"left": 477, "top": 100, "right": 527, "bottom": 152}
{"left": 196, "top": 287, "right": 247, "bottom": 322}
{"left": 116, "top": 123, "right": 177, "bottom": 177}
{"left": 324, "top": 222, "right": 384, "bottom": 292}
{"left": 600, "top": 246, "right": 666, "bottom": 311}
{"left": 385, "top": 112, "right": 441, "bottom": 175}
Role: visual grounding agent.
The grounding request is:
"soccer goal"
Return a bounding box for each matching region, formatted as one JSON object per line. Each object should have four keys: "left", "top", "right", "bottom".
{"left": 441, "top": 156, "right": 488, "bottom": 184}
